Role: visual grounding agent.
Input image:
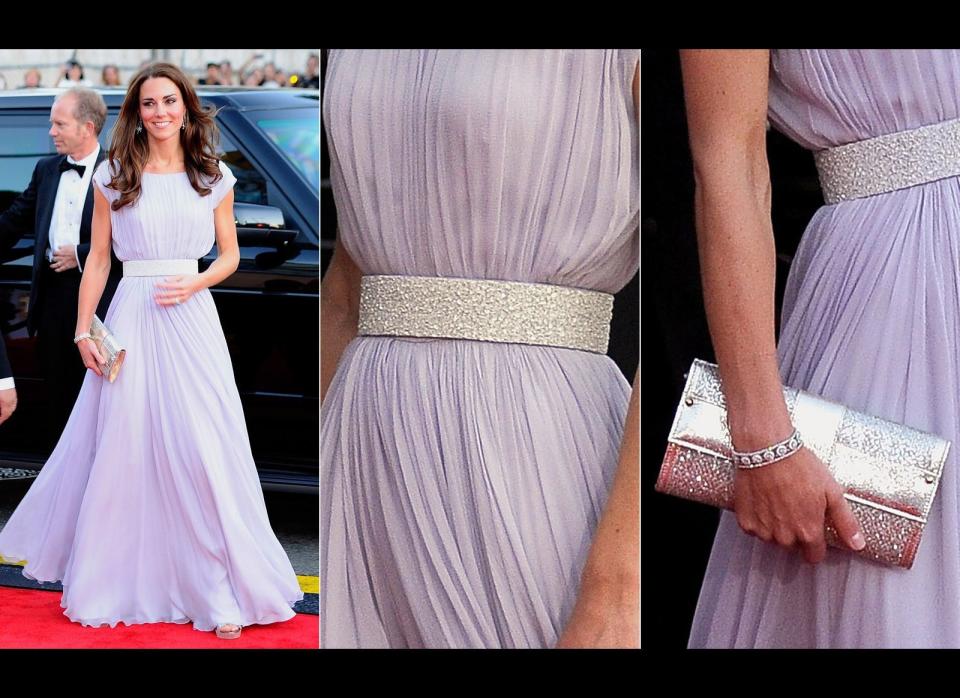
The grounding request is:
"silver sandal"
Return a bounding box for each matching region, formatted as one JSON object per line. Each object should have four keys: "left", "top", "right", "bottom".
{"left": 215, "top": 623, "right": 243, "bottom": 640}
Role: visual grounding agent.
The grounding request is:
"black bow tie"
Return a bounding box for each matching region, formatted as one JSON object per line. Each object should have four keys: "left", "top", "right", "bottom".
{"left": 59, "top": 159, "right": 85, "bottom": 177}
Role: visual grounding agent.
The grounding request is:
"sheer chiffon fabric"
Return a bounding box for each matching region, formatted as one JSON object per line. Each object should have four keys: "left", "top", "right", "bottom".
{"left": 321, "top": 49, "right": 639, "bottom": 647}
{"left": 0, "top": 161, "right": 303, "bottom": 631}
{"left": 690, "top": 49, "right": 960, "bottom": 648}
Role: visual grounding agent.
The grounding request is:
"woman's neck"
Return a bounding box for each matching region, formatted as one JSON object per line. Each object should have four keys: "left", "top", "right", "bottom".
{"left": 145, "top": 139, "right": 185, "bottom": 171}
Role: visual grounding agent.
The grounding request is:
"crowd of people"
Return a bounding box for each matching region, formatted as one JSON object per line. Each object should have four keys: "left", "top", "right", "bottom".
{"left": 198, "top": 53, "right": 319, "bottom": 88}
{"left": 0, "top": 53, "right": 319, "bottom": 90}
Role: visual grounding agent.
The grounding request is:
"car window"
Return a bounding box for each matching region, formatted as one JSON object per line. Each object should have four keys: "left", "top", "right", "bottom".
{"left": 0, "top": 114, "right": 120, "bottom": 220}
{"left": 256, "top": 116, "right": 320, "bottom": 192}
{"left": 98, "top": 115, "right": 119, "bottom": 151}
{"left": 217, "top": 131, "right": 270, "bottom": 207}
{"left": 0, "top": 116, "right": 58, "bottom": 236}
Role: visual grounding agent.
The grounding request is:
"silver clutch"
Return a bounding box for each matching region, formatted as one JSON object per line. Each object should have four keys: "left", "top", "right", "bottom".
{"left": 656, "top": 359, "right": 950, "bottom": 569}
{"left": 90, "top": 314, "right": 126, "bottom": 383}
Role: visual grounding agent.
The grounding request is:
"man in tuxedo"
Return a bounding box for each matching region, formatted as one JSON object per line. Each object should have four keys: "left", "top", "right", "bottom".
{"left": 0, "top": 87, "right": 120, "bottom": 447}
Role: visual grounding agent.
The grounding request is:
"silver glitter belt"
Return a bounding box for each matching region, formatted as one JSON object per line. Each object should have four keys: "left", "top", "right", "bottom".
{"left": 815, "top": 117, "right": 960, "bottom": 203}
{"left": 123, "top": 259, "right": 198, "bottom": 277}
{"left": 357, "top": 275, "right": 614, "bottom": 354}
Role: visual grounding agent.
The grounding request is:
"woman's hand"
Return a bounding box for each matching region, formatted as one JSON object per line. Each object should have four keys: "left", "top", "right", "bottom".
{"left": 734, "top": 446, "right": 866, "bottom": 563}
{"left": 77, "top": 338, "right": 107, "bottom": 377}
{"left": 154, "top": 275, "right": 201, "bottom": 307}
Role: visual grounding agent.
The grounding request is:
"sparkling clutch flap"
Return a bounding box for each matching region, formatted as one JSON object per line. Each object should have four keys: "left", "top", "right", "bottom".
{"left": 656, "top": 359, "right": 950, "bottom": 569}
{"left": 90, "top": 314, "right": 126, "bottom": 383}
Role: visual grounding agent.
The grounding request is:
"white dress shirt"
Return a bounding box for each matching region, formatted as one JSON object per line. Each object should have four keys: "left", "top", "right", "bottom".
{"left": 3, "top": 147, "right": 101, "bottom": 391}
{"left": 48, "top": 144, "right": 100, "bottom": 271}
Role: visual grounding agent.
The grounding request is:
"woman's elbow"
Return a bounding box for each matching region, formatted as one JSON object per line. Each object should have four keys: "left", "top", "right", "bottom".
{"left": 225, "top": 248, "right": 240, "bottom": 274}
{"left": 84, "top": 250, "right": 111, "bottom": 275}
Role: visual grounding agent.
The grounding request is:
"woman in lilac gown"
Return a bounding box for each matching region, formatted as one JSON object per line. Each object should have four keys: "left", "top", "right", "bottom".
{"left": 0, "top": 63, "right": 303, "bottom": 638}
{"left": 683, "top": 49, "right": 960, "bottom": 648}
{"left": 320, "top": 49, "right": 640, "bottom": 648}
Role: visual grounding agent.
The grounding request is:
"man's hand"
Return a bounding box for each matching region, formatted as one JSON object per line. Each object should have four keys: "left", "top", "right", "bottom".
{"left": 51, "top": 244, "right": 78, "bottom": 272}
{"left": 0, "top": 387, "right": 17, "bottom": 425}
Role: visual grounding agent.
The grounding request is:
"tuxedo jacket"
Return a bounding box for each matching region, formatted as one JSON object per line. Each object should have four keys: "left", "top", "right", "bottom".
{"left": 0, "top": 151, "right": 121, "bottom": 336}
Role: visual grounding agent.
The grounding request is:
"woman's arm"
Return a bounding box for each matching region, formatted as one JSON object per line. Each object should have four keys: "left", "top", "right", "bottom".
{"left": 75, "top": 187, "right": 114, "bottom": 374}
{"left": 155, "top": 190, "right": 239, "bottom": 305}
{"left": 557, "top": 367, "right": 639, "bottom": 648}
{"left": 321, "top": 235, "right": 361, "bottom": 403}
{"left": 680, "top": 49, "right": 863, "bottom": 562}
{"left": 557, "top": 59, "right": 641, "bottom": 649}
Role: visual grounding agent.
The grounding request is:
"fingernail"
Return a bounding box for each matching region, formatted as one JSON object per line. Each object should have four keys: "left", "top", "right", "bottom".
{"left": 852, "top": 532, "right": 866, "bottom": 550}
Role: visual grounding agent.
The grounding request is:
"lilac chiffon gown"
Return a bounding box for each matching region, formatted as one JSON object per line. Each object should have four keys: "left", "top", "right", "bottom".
{"left": 321, "top": 49, "right": 639, "bottom": 648}
{"left": 0, "top": 160, "right": 303, "bottom": 631}
{"left": 690, "top": 49, "right": 960, "bottom": 648}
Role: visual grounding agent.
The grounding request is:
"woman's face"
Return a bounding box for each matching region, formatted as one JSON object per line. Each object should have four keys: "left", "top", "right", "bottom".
{"left": 67, "top": 64, "right": 83, "bottom": 81}
{"left": 104, "top": 66, "right": 119, "bottom": 85}
{"left": 138, "top": 76, "right": 186, "bottom": 144}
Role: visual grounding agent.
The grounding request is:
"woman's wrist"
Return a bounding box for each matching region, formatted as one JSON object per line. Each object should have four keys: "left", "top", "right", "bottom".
{"left": 728, "top": 418, "right": 795, "bottom": 452}
{"left": 733, "top": 428, "right": 803, "bottom": 468}
{"left": 575, "top": 564, "right": 639, "bottom": 618}
{"left": 194, "top": 264, "right": 231, "bottom": 292}
{"left": 724, "top": 391, "right": 794, "bottom": 451}
{"left": 74, "top": 320, "right": 92, "bottom": 338}
{"left": 714, "top": 359, "right": 792, "bottom": 445}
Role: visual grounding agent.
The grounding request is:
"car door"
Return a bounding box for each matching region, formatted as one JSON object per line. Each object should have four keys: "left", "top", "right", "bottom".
{"left": 203, "top": 105, "right": 319, "bottom": 488}
{"left": 0, "top": 111, "right": 49, "bottom": 459}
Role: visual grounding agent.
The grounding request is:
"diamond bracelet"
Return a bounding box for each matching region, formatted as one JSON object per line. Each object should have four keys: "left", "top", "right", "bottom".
{"left": 732, "top": 429, "right": 804, "bottom": 469}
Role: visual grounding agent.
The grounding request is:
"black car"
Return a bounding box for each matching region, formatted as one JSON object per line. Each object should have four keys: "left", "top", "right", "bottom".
{"left": 0, "top": 88, "right": 319, "bottom": 493}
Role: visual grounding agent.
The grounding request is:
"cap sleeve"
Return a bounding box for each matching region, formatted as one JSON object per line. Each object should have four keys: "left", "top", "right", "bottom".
{"left": 92, "top": 159, "right": 120, "bottom": 204}
{"left": 209, "top": 160, "right": 237, "bottom": 209}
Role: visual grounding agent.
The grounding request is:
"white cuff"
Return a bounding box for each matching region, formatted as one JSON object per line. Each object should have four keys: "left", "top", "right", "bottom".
{"left": 75, "top": 247, "right": 83, "bottom": 272}
{"left": 0, "top": 377, "right": 14, "bottom": 390}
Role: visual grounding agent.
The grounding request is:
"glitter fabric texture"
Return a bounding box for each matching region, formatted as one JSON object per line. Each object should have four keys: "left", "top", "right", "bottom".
{"left": 825, "top": 503, "right": 923, "bottom": 568}
{"left": 357, "top": 274, "right": 614, "bottom": 354}
{"left": 656, "top": 359, "right": 950, "bottom": 568}
{"left": 815, "top": 117, "right": 960, "bottom": 203}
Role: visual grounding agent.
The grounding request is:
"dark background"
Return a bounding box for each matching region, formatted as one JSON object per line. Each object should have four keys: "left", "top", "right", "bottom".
{"left": 641, "top": 49, "right": 823, "bottom": 648}
{"left": 320, "top": 50, "right": 335, "bottom": 274}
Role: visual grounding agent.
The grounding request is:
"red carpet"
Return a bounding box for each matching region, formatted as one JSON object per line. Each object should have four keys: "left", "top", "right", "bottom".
{"left": 0, "top": 587, "right": 319, "bottom": 649}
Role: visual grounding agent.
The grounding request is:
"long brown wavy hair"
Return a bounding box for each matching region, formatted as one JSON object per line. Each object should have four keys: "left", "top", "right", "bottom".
{"left": 106, "top": 62, "right": 222, "bottom": 210}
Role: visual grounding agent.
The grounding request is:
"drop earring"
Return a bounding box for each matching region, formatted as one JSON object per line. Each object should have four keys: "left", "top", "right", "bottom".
{"left": 181, "top": 113, "right": 188, "bottom": 131}
{"left": 136, "top": 119, "right": 143, "bottom": 134}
